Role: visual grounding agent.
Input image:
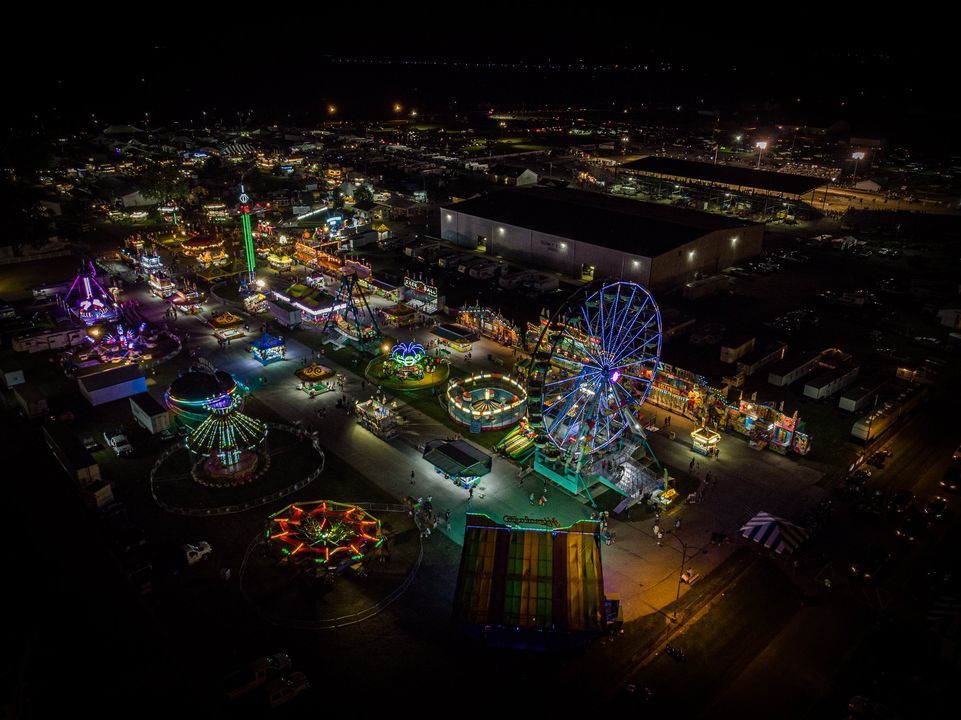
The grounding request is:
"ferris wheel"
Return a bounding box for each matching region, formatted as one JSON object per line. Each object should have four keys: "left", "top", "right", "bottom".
{"left": 527, "top": 281, "right": 662, "bottom": 465}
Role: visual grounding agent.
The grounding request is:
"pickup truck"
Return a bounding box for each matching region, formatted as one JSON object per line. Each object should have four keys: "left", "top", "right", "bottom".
{"left": 103, "top": 430, "right": 133, "bottom": 456}
{"left": 261, "top": 672, "right": 309, "bottom": 709}
{"left": 224, "top": 653, "right": 292, "bottom": 700}
{"left": 184, "top": 541, "right": 212, "bottom": 565}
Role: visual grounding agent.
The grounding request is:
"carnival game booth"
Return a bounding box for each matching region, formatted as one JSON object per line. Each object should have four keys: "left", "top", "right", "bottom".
{"left": 271, "top": 283, "right": 344, "bottom": 326}
{"left": 249, "top": 332, "right": 286, "bottom": 365}
{"left": 210, "top": 311, "right": 246, "bottom": 341}
{"left": 266, "top": 252, "right": 292, "bottom": 270}
{"left": 446, "top": 373, "right": 527, "bottom": 431}
{"left": 691, "top": 426, "right": 721, "bottom": 457}
{"left": 171, "top": 285, "right": 204, "bottom": 313}
{"left": 295, "top": 362, "right": 335, "bottom": 394}
{"left": 138, "top": 251, "right": 163, "bottom": 273}
{"left": 430, "top": 323, "right": 478, "bottom": 354}
{"left": 458, "top": 304, "right": 519, "bottom": 347}
{"left": 453, "top": 514, "right": 609, "bottom": 650}
{"left": 267, "top": 501, "right": 384, "bottom": 577}
{"left": 355, "top": 397, "right": 400, "bottom": 440}
{"left": 726, "top": 400, "right": 811, "bottom": 455}
{"left": 423, "top": 439, "right": 492, "bottom": 490}
{"left": 242, "top": 292, "right": 268, "bottom": 314}
{"left": 379, "top": 303, "right": 418, "bottom": 328}
{"left": 148, "top": 271, "right": 177, "bottom": 298}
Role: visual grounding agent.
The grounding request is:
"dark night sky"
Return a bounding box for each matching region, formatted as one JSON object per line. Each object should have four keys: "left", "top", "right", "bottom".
{"left": 5, "top": 15, "right": 957, "bottom": 148}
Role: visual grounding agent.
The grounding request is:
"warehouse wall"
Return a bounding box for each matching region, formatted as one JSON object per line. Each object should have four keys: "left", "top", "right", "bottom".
{"left": 441, "top": 208, "right": 760, "bottom": 289}
{"left": 650, "top": 225, "right": 763, "bottom": 289}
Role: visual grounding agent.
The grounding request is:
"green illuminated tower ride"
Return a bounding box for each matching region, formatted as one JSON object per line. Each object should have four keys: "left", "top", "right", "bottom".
{"left": 239, "top": 185, "right": 256, "bottom": 283}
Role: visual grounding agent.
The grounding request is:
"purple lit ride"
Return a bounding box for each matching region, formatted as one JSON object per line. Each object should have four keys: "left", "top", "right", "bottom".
{"left": 63, "top": 261, "right": 119, "bottom": 325}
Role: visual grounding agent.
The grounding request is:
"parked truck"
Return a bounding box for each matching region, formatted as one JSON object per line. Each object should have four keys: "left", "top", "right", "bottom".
{"left": 224, "top": 653, "right": 292, "bottom": 700}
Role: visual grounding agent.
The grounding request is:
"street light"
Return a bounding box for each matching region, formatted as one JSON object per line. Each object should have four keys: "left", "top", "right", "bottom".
{"left": 852, "top": 151, "right": 866, "bottom": 182}
{"left": 755, "top": 141, "right": 768, "bottom": 169}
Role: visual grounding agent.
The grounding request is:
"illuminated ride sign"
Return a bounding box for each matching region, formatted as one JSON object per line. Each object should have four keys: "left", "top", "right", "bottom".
{"left": 390, "top": 342, "right": 426, "bottom": 367}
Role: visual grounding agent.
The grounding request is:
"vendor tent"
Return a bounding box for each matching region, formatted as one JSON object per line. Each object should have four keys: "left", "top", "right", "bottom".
{"left": 423, "top": 439, "right": 491, "bottom": 478}
{"left": 739, "top": 512, "right": 809, "bottom": 555}
{"left": 454, "top": 514, "right": 607, "bottom": 647}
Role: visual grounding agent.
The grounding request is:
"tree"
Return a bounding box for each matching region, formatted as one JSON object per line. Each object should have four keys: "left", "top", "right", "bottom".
{"left": 353, "top": 185, "right": 373, "bottom": 204}
{"left": 140, "top": 163, "right": 188, "bottom": 204}
{"left": 0, "top": 180, "right": 50, "bottom": 251}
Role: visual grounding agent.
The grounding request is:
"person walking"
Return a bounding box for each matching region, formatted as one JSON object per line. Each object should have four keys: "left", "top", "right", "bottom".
{"left": 675, "top": 518, "right": 681, "bottom": 530}
{"left": 689, "top": 457, "right": 696, "bottom": 472}
{"left": 410, "top": 470, "right": 415, "bottom": 485}
{"left": 445, "top": 510, "right": 452, "bottom": 531}
{"left": 468, "top": 486, "right": 474, "bottom": 502}
{"left": 529, "top": 492, "right": 536, "bottom": 505}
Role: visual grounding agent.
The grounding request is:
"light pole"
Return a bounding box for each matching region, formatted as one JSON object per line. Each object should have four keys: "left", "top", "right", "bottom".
{"left": 852, "top": 151, "right": 865, "bottom": 183}
{"left": 755, "top": 141, "right": 767, "bottom": 169}
{"left": 665, "top": 530, "right": 697, "bottom": 604}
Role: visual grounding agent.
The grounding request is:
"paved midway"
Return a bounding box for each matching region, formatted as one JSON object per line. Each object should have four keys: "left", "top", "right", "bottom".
{"left": 129, "top": 281, "right": 825, "bottom": 621}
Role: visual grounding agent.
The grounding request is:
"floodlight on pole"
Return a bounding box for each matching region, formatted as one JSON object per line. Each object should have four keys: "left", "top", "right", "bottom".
{"left": 852, "top": 151, "right": 866, "bottom": 182}
{"left": 755, "top": 141, "right": 768, "bottom": 169}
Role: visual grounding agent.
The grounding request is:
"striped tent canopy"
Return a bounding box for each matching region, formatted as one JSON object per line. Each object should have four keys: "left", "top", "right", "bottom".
{"left": 454, "top": 514, "right": 605, "bottom": 637}
{"left": 739, "top": 512, "right": 809, "bottom": 555}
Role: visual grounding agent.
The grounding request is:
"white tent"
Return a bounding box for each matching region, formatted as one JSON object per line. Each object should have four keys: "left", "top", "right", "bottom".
{"left": 739, "top": 512, "right": 809, "bottom": 555}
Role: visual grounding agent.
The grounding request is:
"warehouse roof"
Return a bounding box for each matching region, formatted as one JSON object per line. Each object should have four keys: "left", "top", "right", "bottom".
{"left": 621, "top": 156, "right": 828, "bottom": 196}
{"left": 130, "top": 392, "right": 167, "bottom": 417}
{"left": 422, "top": 439, "right": 492, "bottom": 478}
{"left": 454, "top": 514, "right": 605, "bottom": 636}
{"left": 443, "top": 187, "right": 755, "bottom": 257}
{"left": 78, "top": 364, "right": 145, "bottom": 392}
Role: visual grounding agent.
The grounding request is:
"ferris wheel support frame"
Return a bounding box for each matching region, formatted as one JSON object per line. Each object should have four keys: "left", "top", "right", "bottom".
{"left": 526, "top": 280, "right": 663, "bottom": 505}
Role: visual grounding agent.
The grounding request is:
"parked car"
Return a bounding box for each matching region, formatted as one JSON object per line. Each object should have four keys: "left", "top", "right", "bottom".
{"left": 103, "top": 430, "right": 133, "bottom": 456}
{"left": 941, "top": 466, "right": 961, "bottom": 493}
{"left": 224, "top": 653, "right": 292, "bottom": 700}
{"left": 887, "top": 489, "right": 915, "bottom": 514}
{"left": 924, "top": 497, "right": 949, "bottom": 520}
{"left": 184, "top": 541, "right": 212, "bottom": 565}
{"left": 261, "top": 672, "right": 309, "bottom": 709}
{"left": 895, "top": 514, "right": 928, "bottom": 542}
{"left": 849, "top": 546, "right": 892, "bottom": 581}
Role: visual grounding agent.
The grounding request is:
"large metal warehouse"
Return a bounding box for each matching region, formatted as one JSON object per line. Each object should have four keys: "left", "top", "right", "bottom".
{"left": 440, "top": 187, "right": 762, "bottom": 289}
